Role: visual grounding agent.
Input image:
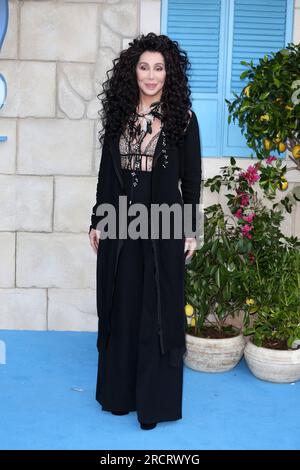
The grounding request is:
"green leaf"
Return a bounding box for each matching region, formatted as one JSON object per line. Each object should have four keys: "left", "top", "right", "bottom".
{"left": 243, "top": 327, "right": 255, "bottom": 336}
{"left": 274, "top": 77, "right": 280, "bottom": 88}
{"left": 240, "top": 71, "right": 249, "bottom": 79}
{"left": 259, "top": 91, "right": 270, "bottom": 100}
{"left": 215, "top": 268, "right": 221, "bottom": 288}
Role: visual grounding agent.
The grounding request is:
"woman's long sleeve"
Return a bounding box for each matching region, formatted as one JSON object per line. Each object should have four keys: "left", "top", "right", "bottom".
{"left": 180, "top": 111, "right": 202, "bottom": 235}
{"left": 89, "top": 133, "right": 111, "bottom": 234}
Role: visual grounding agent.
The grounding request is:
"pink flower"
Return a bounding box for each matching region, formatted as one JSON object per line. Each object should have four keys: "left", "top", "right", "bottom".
{"left": 266, "top": 155, "right": 277, "bottom": 165}
{"left": 240, "top": 165, "right": 260, "bottom": 185}
{"left": 241, "top": 224, "right": 253, "bottom": 239}
{"left": 248, "top": 252, "right": 255, "bottom": 264}
{"left": 242, "top": 212, "right": 255, "bottom": 223}
{"left": 234, "top": 208, "right": 244, "bottom": 219}
{"left": 240, "top": 193, "right": 250, "bottom": 206}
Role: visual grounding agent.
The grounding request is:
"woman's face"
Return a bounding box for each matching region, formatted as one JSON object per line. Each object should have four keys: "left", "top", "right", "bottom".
{"left": 136, "top": 51, "right": 166, "bottom": 102}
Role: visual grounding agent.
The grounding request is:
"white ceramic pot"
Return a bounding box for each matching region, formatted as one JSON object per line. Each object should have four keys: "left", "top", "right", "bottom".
{"left": 183, "top": 332, "right": 245, "bottom": 372}
{"left": 244, "top": 340, "right": 300, "bottom": 383}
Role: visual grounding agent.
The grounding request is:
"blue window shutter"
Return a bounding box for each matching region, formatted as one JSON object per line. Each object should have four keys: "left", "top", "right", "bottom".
{"left": 162, "top": 0, "right": 227, "bottom": 156}
{"left": 162, "top": 0, "right": 294, "bottom": 158}
{"left": 222, "top": 0, "right": 294, "bottom": 157}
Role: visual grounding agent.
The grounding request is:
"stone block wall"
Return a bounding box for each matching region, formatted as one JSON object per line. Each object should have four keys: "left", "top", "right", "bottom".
{"left": 0, "top": 0, "right": 140, "bottom": 330}
{"left": 0, "top": 0, "right": 299, "bottom": 331}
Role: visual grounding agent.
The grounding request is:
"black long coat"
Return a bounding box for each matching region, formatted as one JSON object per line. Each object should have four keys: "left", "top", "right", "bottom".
{"left": 89, "top": 110, "right": 202, "bottom": 360}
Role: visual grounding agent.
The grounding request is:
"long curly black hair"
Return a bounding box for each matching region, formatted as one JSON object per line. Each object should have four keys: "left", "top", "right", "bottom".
{"left": 97, "top": 32, "right": 192, "bottom": 147}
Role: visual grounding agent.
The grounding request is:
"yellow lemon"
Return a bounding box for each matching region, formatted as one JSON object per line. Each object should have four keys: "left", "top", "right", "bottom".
{"left": 249, "top": 306, "right": 258, "bottom": 314}
{"left": 279, "top": 177, "right": 288, "bottom": 191}
{"left": 263, "top": 138, "right": 272, "bottom": 151}
{"left": 246, "top": 298, "right": 255, "bottom": 306}
{"left": 244, "top": 85, "right": 251, "bottom": 98}
{"left": 292, "top": 145, "right": 300, "bottom": 160}
{"left": 190, "top": 317, "right": 196, "bottom": 327}
{"left": 278, "top": 142, "right": 286, "bottom": 153}
{"left": 185, "top": 304, "right": 194, "bottom": 317}
{"left": 259, "top": 114, "right": 270, "bottom": 122}
{"left": 274, "top": 133, "right": 281, "bottom": 144}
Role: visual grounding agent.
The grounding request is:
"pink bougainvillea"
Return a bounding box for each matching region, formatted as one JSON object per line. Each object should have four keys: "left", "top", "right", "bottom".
{"left": 241, "top": 224, "right": 253, "bottom": 239}
{"left": 240, "top": 193, "right": 250, "bottom": 207}
{"left": 242, "top": 212, "right": 255, "bottom": 223}
{"left": 234, "top": 208, "right": 244, "bottom": 219}
{"left": 266, "top": 155, "right": 277, "bottom": 165}
{"left": 248, "top": 252, "right": 255, "bottom": 264}
{"left": 239, "top": 165, "right": 260, "bottom": 185}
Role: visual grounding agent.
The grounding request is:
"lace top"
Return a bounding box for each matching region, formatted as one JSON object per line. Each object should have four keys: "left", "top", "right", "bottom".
{"left": 119, "top": 128, "right": 161, "bottom": 172}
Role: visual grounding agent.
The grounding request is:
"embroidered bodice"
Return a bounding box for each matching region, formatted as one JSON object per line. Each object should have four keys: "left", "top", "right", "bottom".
{"left": 119, "top": 128, "right": 161, "bottom": 172}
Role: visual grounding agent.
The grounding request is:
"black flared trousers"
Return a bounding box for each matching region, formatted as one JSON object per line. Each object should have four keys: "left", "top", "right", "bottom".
{"left": 95, "top": 235, "right": 184, "bottom": 424}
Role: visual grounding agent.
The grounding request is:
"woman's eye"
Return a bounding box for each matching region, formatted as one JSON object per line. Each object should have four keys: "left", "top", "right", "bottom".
{"left": 140, "top": 66, "right": 163, "bottom": 71}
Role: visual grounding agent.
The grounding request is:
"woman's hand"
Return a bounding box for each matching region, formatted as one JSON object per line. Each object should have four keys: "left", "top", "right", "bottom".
{"left": 184, "top": 237, "right": 197, "bottom": 261}
{"left": 89, "top": 228, "right": 101, "bottom": 254}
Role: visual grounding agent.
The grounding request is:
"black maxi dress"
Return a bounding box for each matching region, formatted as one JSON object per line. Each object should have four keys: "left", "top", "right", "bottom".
{"left": 95, "top": 128, "right": 184, "bottom": 425}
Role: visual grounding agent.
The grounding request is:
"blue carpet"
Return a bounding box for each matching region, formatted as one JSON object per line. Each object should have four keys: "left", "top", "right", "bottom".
{"left": 0, "top": 330, "right": 299, "bottom": 450}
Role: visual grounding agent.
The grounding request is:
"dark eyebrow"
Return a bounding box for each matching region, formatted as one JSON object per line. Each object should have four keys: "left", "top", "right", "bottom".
{"left": 139, "top": 62, "right": 164, "bottom": 66}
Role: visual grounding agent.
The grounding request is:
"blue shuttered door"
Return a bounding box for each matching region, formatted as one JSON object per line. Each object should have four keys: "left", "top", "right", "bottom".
{"left": 162, "top": 0, "right": 294, "bottom": 158}
{"left": 164, "top": 0, "right": 227, "bottom": 156}
{"left": 223, "top": 0, "right": 293, "bottom": 157}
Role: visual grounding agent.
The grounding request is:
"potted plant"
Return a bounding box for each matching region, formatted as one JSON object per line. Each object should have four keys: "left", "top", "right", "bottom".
{"left": 183, "top": 202, "right": 247, "bottom": 373}
{"left": 243, "top": 241, "right": 300, "bottom": 383}
{"left": 222, "top": 43, "right": 300, "bottom": 382}
{"left": 194, "top": 156, "right": 300, "bottom": 381}
{"left": 226, "top": 42, "right": 300, "bottom": 211}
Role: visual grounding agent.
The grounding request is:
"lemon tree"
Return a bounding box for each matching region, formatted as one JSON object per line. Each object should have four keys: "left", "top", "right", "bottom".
{"left": 226, "top": 43, "right": 300, "bottom": 212}
{"left": 226, "top": 43, "right": 300, "bottom": 162}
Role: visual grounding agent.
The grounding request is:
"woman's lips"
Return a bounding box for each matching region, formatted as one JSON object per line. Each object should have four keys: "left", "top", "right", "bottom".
{"left": 145, "top": 83, "right": 157, "bottom": 89}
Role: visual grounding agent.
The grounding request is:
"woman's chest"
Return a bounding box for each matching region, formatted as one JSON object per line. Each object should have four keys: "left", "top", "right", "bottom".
{"left": 119, "top": 130, "right": 162, "bottom": 172}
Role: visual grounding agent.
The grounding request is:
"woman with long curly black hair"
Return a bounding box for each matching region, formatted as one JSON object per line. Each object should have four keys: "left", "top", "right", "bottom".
{"left": 89, "top": 32, "right": 202, "bottom": 430}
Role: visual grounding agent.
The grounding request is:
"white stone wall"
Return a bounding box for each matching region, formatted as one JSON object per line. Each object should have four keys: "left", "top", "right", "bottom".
{"left": 0, "top": 0, "right": 139, "bottom": 331}
{"left": 0, "top": 0, "right": 299, "bottom": 331}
